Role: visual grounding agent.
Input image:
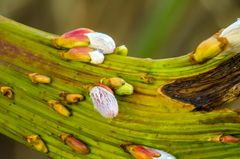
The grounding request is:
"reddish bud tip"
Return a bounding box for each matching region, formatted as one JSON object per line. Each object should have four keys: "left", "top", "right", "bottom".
{"left": 60, "top": 47, "right": 104, "bottom": 64}
{"left": 60, "top": 47, "right": 92, "bottom": 62}
{"left": 60, "top": 133, "right": 89, "bottom": 154}
{"left": 221, "top": 135, "right": 240, "bottom": 144}
{"left": 54, "top": 28, "right": 94, "bottom": 48}
{"left": 96, "top": 83, "right": 114, "bottom": 94}
{"left": 121, "top": 144, "right": 160, "bottom": 159}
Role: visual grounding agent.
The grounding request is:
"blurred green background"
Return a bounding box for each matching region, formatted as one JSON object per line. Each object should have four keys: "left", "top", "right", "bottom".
{"left": 0, "top": 0, "right": 240, "bottom": 158}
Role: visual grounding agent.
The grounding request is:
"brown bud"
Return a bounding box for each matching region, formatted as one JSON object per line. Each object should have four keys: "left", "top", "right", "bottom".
{"left": 48, "top": 100, "right": 71, "bottom": 117}
{"left": 59, "top": 92, "right": 84, "bottom": 104}
{"left": 26, "top": 135, "right": 48, "bottom": 153}
{"left": 28, "top": 73, "right": 51, "bottom": 84}
{"left": 209, "top": 134, "right": 240, "bottom": 144}
{"left": 0, "top": 86, "right": 14, "bottom": 99}
{"left": 60, "top": 133, "right": 89, "bottom": 154}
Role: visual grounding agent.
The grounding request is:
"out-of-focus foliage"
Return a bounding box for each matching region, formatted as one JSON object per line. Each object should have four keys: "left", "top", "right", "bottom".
{"left": 1, "top": 0, "right": 240, "bottom": 58}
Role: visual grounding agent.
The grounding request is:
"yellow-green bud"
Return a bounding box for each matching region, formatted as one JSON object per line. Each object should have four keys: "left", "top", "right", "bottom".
{"left": 190, "top": 33, "right": 228, "bottom": 63}
{"left": 114, "top": 45, "right": 128, "bottom": 56}
{"left": 48, "top": 100, "right": 71, "bottom": 117}
{"left": 26, "top": 135, "right": 48, "bottom": 153}
{"left": 115, "top": 82, "right": 134, "bottom": 95}
{"left": 100, "top": 77, "right": 134, "bottom": 95}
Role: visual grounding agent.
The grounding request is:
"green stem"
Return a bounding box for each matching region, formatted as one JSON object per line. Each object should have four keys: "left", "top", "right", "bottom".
{"left": 0, "top": 15, "right": 240, "bottom": 159}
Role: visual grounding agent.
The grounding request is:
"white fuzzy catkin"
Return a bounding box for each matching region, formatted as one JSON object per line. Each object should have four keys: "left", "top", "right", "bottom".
{"left": 153, "top": 149, "right": 176, "bottom": 159}
{"left": 220, "top": 18, "right": 240, "bottom": 53}
{"left": 85, "top": 32, "right": 116, "bottom": 54}
{"left": 89, "top": 50, "right": 105, "bottom": 64}
{"left": 90, "top": 86, "right": 118, "bottom": 119}
{"left": 220, "top": 18, "right": 240, "bottom": 36}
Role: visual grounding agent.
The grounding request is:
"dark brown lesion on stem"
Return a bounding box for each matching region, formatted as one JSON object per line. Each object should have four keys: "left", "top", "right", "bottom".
{"left": 162, "top": 54, "right": 240, "bottom": 111}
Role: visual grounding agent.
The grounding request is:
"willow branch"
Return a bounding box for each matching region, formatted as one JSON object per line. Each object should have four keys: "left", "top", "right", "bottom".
{"left": 0, "top": 15, "right": 240, "bottom": 159}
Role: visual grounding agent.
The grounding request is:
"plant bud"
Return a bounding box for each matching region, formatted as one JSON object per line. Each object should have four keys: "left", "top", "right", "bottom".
{"left": 109, "top": 77, "right": 125, "bottom": 88}
{"left": 96, "top": 83, "right": 114, "bottom": 93}
{"left": 191, "top": 34, "right": 227, "bottom": 63}
{"left": 88, "top": 50, "right": 104, "bottom": 64}
{"left": 48, "top": 100, "right": 71, "bottom": 117}
{"left": 221, "top": 135, "right": 240, "bottom": 143}
{"left": 60, "top": 47, "right": 92, "bottom": 62}
{"left": 89, "top": 84, "right": 118, "bottom": 119}
{"left": 85, "top": 32, "right": 116, "bottom": 54}
{"left": 60, "top": 133, "right": 89, "bottom": 154}
{"left": 54, "top": 28, "right": 116, "bottom": 53}
{"left": 209, "top": 134, "right": 240, "bottom": 144}
{"left": 54, "top": 28, "right": 94, "bottom": 48}
{"left": 191, "top": 18, "right": 240, "bottom": 63}
{"left": 101, "top": 77, "right": 124, "bottom": 88}
{"left": 0, "top": 86, "right": 14, "bottom": 99}
{"left": 115, "top": 83, "right": 134, "bottom": 96}
{"left": 220, "top": 18, "right": 240, "bottom": 53}
{"left": 60, "top": 47, "right": 104, "bottom": 64}
{"left": 121, "top": 144, "right": 160, "bottom": 159}
{"left": 59, "top": 92, "right": 84, "bottom": 104}
{"left": 28, "top": 73, "right": 51, "bottom": 84}
{"left": 26, "top": 135, "right": 48, "bottom": 153}
{"left": 121, "top": 144, "right": 176, "bottom": 159}
{"left": 100, "top": 77, "right": 134, "bottom": 95}
{"left": 114, "top": 45, "right": 128, "bottom": 56}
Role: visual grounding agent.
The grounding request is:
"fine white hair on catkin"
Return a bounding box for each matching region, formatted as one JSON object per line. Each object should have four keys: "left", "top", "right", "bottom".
{"left": 90, "top": 86, "right": 118, "bottom": 118}
{"left": 85, "top": 32, "right": 116, "bottom": 54}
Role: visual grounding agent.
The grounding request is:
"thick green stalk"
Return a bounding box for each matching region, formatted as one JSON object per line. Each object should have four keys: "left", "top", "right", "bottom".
{"left": 0, "top": 15, "right": 240, "bottom": 159}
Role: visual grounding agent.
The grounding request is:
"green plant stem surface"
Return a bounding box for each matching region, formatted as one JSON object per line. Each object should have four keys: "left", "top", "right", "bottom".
{"left": 0, "top": 15, "right": 240, "bottom": 159}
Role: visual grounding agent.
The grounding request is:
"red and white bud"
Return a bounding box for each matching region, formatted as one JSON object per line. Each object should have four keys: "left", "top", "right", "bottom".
{"left": 54, "top": 28, "right": 116, "bottom": 54}
{"left": 55, "top": 28, "right": 94, "bottom": 48}
{"left": 121, "top": 144, "right": 176, "bottom": 159}
{"left": 89, "top": 84, "right": 118, "bottom": 119}
{"left": 85, "top": 32, "right": 116, "bottom": 54}
{"left": 61, "top": 47, "right": 104, "bottom": 64}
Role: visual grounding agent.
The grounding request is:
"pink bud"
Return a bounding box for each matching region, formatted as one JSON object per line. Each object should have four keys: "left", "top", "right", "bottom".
{"left": 221, "top": 135, "right": 240, "bottom": 144}
{"left": 121, "top": 144, "right": 176, "bottom": 159}
{"left": 54, "top": 28, "right": 116, "bottom": 54}
{"left": 121, "top": 144, "right": 160, "bottom": 159}
{"left": 55, "top": 28, "right": 94, "bottom": 48}
{"left": 60, "top": 47, "right": 92, "bottom": 62}
{"left": 60, "top": 47, "right": 104, "bottom": 64}
{"left": 90, "top": 84, "right": 118, "bottom": 119}
{"left": 60, "top": 133, "right": 89, "bottom": 154}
